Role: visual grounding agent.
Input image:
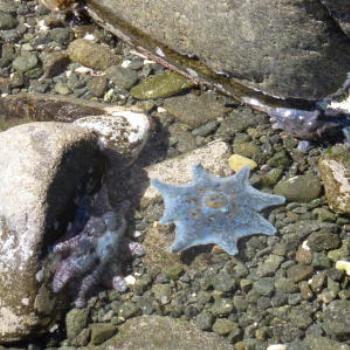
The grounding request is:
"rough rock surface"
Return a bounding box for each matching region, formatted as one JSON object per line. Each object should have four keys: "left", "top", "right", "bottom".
{"left": 87, "top": 0, "right": 350, "bottom": 100}
{"left": 0, "top": 122, "right": 103, "bottom": 343}
{"left": 99, "top": 316, "right": 232, "bottom": 350}
{"left": 318, "top": 145, "right": 350, "bottom": 214}
{"left": 141, "top": 140, "right": 232, "bottom": 203}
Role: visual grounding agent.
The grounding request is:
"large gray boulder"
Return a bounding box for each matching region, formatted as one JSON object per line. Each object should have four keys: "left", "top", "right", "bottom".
{"left": 87, "top": 0, "right": 350, "bottom": 101}
{"left": 0, "top": 122, "right": 103, "bottom": 343}
{"left": 99, "top": 316, "right": 232, "bottom": 350}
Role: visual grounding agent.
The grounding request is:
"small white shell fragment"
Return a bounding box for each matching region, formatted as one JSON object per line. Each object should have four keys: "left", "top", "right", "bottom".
{"left": 335, "top": 260, "right": 350, "bottom": 276}
{"left": 121, "top": 60, "right": 132, "bottom": 68}
{"left": 133, "top": 230, "right": 143, "bottom": 238}
{"left": 157, "top": 107, "right": 166, "bottom": 113}
{"left": 155, "top": 47, "right": 166, "bottom": 57}
{"left": 124, "top": 275, "right": 136, "bottom": 285}
{"left": 186, "top": 68, "right": 199, "bottom": 77}
{"left": 75, "top": 66, "right": 95, "bottom": 75}
{"left": 83, "top": 33, "right": 96, "bottom": 41}
{"left": 267, "top": 345, "right": 287, "bottom": 350}
{"left": 302, "top": 240, "right": 311, "bottom": 251}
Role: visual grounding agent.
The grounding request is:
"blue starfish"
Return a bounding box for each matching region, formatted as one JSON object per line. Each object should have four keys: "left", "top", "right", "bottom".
{"left": 151, "top": 164, "right": 286, "bottom": 255}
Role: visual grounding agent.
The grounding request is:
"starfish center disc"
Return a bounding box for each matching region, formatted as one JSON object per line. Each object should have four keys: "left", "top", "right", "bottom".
{"left": 202, "top": 191, "right": 229, "bottom": 211}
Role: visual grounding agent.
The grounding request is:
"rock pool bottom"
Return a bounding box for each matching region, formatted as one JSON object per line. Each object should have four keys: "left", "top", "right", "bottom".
{"left": 0, "top": 1, "right": 350, "bottom": 349}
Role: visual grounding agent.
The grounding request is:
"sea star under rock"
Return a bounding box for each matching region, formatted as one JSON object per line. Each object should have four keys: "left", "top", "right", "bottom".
{"left": 52, "top": 200, "right": 139, "bottom": 308}
{"left": 152, "top": 164, "right": 285, "bottom": 255}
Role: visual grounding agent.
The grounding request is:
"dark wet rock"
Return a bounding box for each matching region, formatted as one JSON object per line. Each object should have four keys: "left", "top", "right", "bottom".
{"left": 321, "top": 300, "right": 350, "bottom": 338}
{"left": 0, "top": 11, "right": 17, "bottom": 29}
{"left": 152, "top": 284, "right": 172, "bottom": 305}
{"left": 42, "top": 51, "right": 70, "bottom": 78}
{"left": 12, "top": 52, "right": 40, "bottom": 73}
{"left": 312, "top": 253, "right": 331, "bottom": 269}
{"left": 274, "top": 175, "right": 322, "bottom": 202}
{"left": 211, "top": 298, "right": 234, "bottom": 317}
{"left": 164, "top": 264, "right": 184, "bottom": 281}
{"left": 65, "top": 309, "right": 90, "bottom": 340}
{"left": 256, "top": 254, "right": 284, "bottom": 277}
{"left": 87, "top": 0, "right": 350, "bottom": 100}
{"left": 253, "top": 277, "right": 275, "bottom": 296}
{"left": 0, "top": 123, "right": 102, "bottom": 343}
{"left": 267, "top": 150, "right": 291, "bottom": 169}
{"left": 318, "top": 145, "right": 350, "bottom": 214}
{"left": 213, "top": 272, "right": 236, "bottom": 293}
{"left": 320, "top": 0, "right": 350, "bottom": 39}
{"left": 274, "top": 277, "right": 299, "bottom": 294}
{"left": 195, "top": 311, "right": 214, "bottom": 331}
{"left": 0, "top": 0, "right": 17, "bottom": 13}
{"left": 130, "top": 71, "right": 193, "bottom": 99}
{"left": 163, "top": 92, "right": 230, "bottom": 128}
{"left": 287, "top": 264, "right": 314, "bottom": 282}
{"left": 68, "top": 39, "right": 120, "bottom": 70}
{"left": 99, "top": 316, "right": 232, "bottom": 349}
{"left": 192, "top": 121, "right": 219, "bottom": 137}
{"left": 87, "top": 76, "right": 109, "bottom": 97}
{"left": 48, "top": 27, "right": 73, "bottom": 46}
{"left": 233, "top": 142, "right": 267, "bottom": 165}
{"left": 305, "top": 334, "right": 350, "bottom": 350}
{"left": 212, "top": 319, "right": 239, "bottom": 336}
{"left": 306, "top": 231, "right": 341, "bottom": 252}
{"left": 105, "top": 65, "right": 139, "bottom": 90}
{"left": 89, "top": 323, "right": 117, "bottom": 345}
{"left": 118, "top": 302, "right": 141, "bottom": 320}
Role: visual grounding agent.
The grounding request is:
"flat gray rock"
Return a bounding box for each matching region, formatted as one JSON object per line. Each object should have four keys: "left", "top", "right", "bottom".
{"left": 87, "top": 0, "right": 350, "bottom": 101}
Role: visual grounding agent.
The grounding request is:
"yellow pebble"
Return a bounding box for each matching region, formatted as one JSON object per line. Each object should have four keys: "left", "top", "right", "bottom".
{"left": 228, "top": 154, "right": 257, "bottom": 172}
{"left": 335, "top": 260, "right": 350, "bottom": 276}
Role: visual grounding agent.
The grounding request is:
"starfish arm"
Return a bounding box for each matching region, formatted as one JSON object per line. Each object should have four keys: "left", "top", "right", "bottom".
{"left": 246, "top": 186, "right": 286, "bottom": 211}
{"left": 192, "top": 164, "right": 213, "bottom": 185}
{"left": 247, "top": 212, "right": 278, "bottom": 235}
{"left": 234, "top": 166, "right": 251, "bottom": 186}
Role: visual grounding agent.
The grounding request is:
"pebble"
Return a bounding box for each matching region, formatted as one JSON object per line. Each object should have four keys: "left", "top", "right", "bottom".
{"left": 335, "top": 260, "right": 350, "bottom": 276}
{"left": 253, "top": 278, "right": 275, "bottom": 296}
{"left": 163, "top": 91, "right": 230, "bottom": 128}
{"left": 287, "top": 264, "right": 314, "bottom": 282}
{"left": 307, "top": 231, "right": 340, "bottom": 252}
{"left": 195, "top": 311, "right": 214, "bottom": 331}
{"left": 12, "top": 52, "right": 40, "bottom": 72}
{"left": 228, "top": 154, "right": 257, "bottom": 172}
{"left": 42, "top": 51, "right": 70, "bottom": 78}
{"left": 130, "top": 71, "right": 193, "bottom": 99}
{"left": 68, "top": 39, "right": 120, "bottom": 70}
{"left": 321, "top": 300, "right": 350, "bottom": 337}
{"left": 87, "top": 76, "right": 108, "bottom": 97}
{"left": 0, "top": 11, "right": 17, "bottom": 29}
{"left": 256, "top": 254, "right": 284, "bottom": 277}
{"left": 105, "top": 65, "right": 139, "bottom": 90}
{"left": 212, "top": 319, "right": 239, "bottom": 336}
{"left": 89, "top": 323, "right": 117, "bottom": 345}
{"left": 274, "top": 175, "right": 322, "bottom": 202}
{"left": 210, "top": 298, "right": 234, "bottom": 317}
{"left": 65, "top": 308, "right": 90, "bottom": 340}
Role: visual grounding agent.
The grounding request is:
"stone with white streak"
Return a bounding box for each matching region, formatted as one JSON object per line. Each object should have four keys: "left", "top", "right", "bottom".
{"left": 0, "top": 122, "right": 103, "bottom": 343}
{"left": 318, "top": 145, "right": 350, "bottom": 214}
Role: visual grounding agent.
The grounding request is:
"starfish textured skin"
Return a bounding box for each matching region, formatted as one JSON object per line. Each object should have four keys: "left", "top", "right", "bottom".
{"left": 152, "top": 164, "right": 286, "bottom": 255}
